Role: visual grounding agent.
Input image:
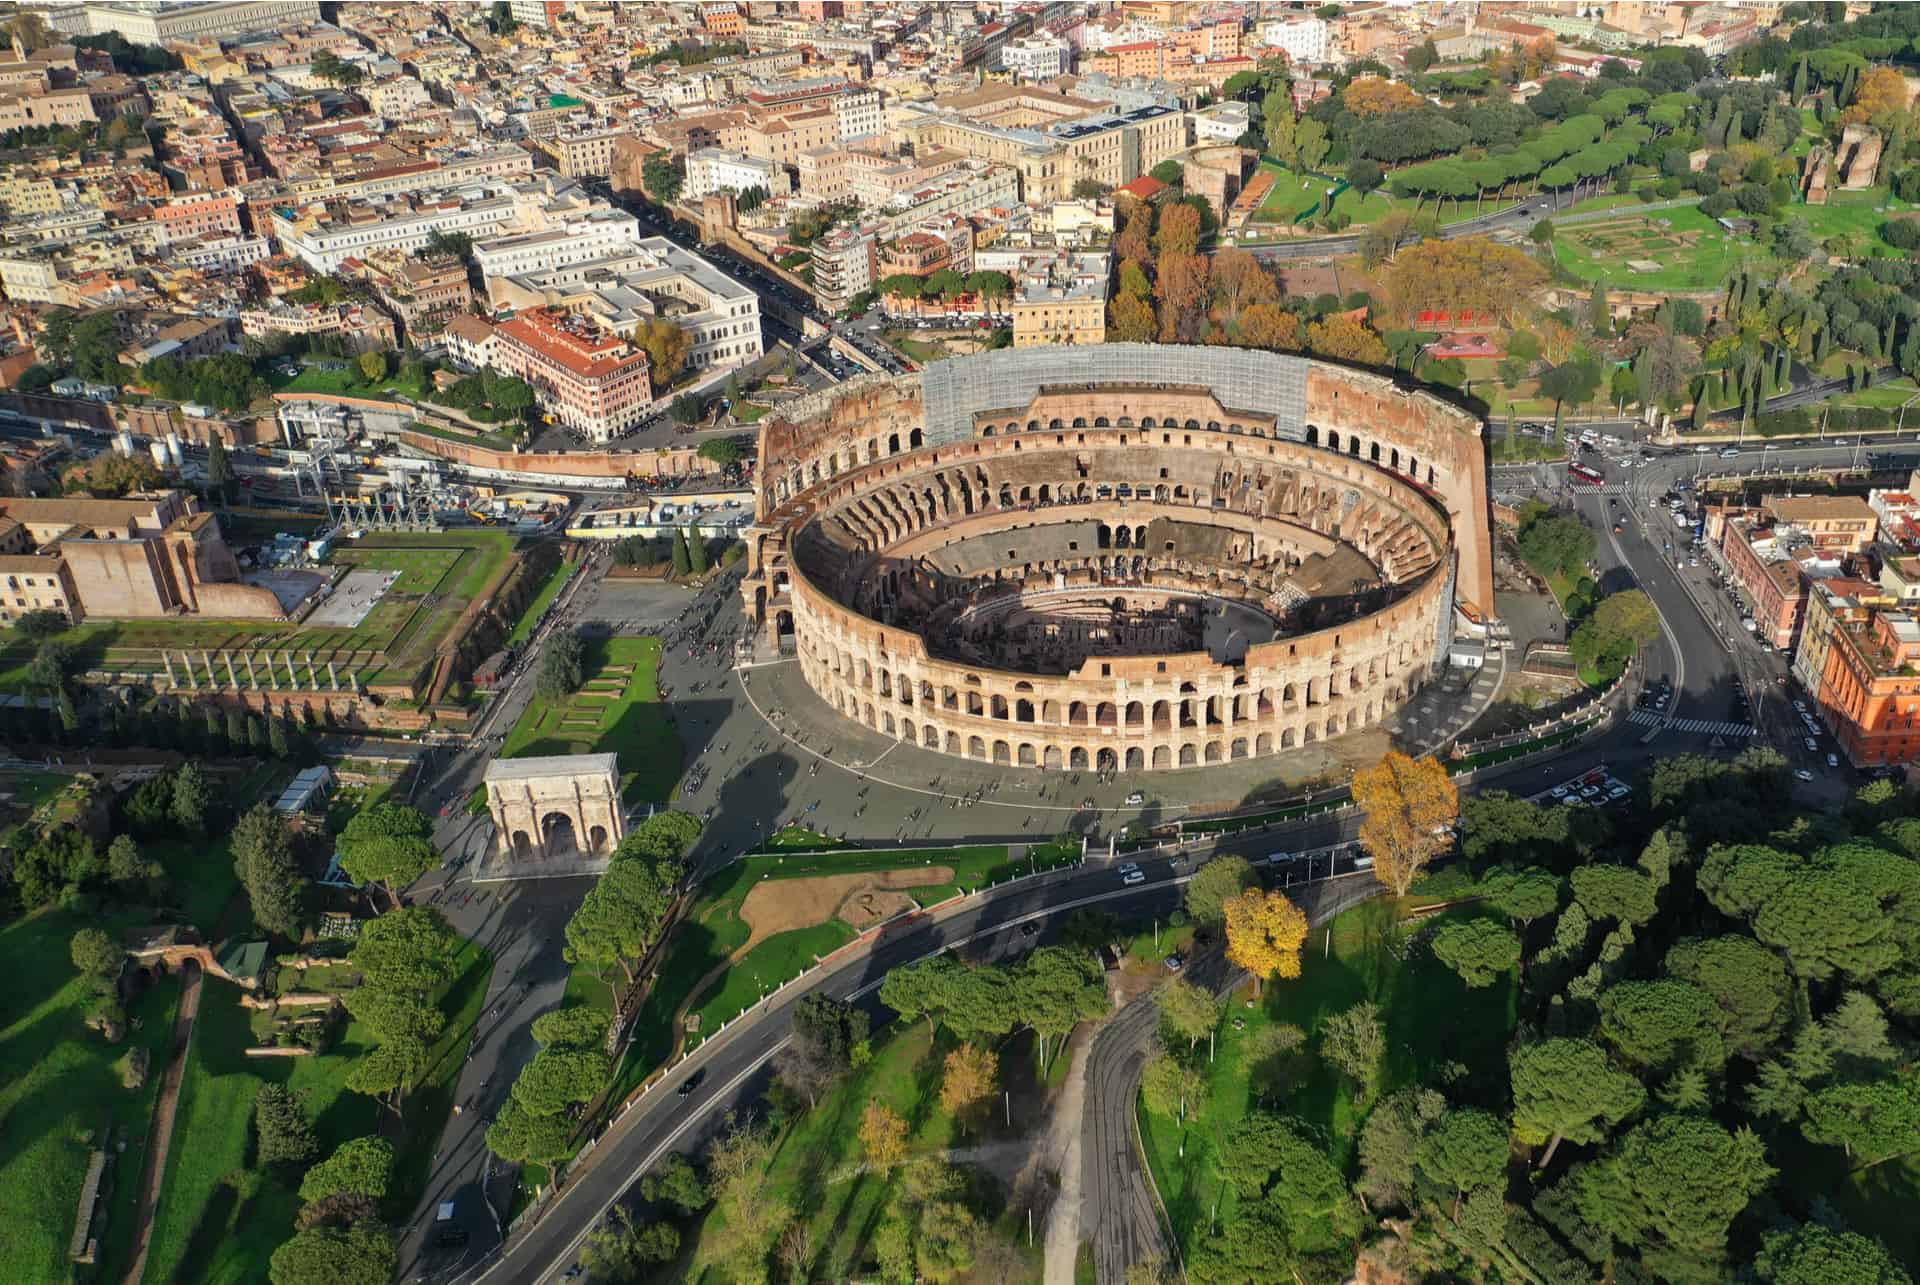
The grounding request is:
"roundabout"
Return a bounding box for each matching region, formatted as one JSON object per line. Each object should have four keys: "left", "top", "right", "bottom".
{"left": 740, "top": 344, "right": 1496, "bottom": 774}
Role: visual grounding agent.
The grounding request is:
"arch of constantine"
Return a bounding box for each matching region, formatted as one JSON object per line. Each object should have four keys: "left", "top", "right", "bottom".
{"left": 740, "top": 344, "right": 1493, "bottom": 773}
{"left": 484, "top": 753, "right": 626, "bottom": 861}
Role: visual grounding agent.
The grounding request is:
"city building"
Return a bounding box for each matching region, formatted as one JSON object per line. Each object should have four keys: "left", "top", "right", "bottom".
{"left": 1813, "top": 605, "right": 1920, "bottom": 768}
{"left": 486, "top": 237, "right": 762, "bottom": 379}
{"left": 73, "top": 1, "right": 321, "bottom": 44}
{"left": 685, "top": 148, "right": 788, "bottom": 201}
{"left": 1009, "top": 251, "right": 1109, "bottom": 348}
{"left": 1004, "top": 33, "right": 1070, "bottom": 81}
{"left": 811, "top": 224, "right": 876, "bottom": 312}
{"left": 471, "top": 204, "right": 641, "bottom": 284}
{"left": 1259, "top": 16, "right": 1330, "bottom": 65}
{"left": 533, "top": 127, "right": 631, "bottom": 179}
{"left": 0, "top": 489, "right": 285, "bottom": 624}
{"left": 490, "top": 307, "right": 653, "bottom": 442}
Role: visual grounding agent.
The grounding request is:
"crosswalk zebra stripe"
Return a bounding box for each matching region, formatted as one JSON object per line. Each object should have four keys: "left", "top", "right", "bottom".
{"left": 1627, "top": 708, "right": 1754, "bottom": 737}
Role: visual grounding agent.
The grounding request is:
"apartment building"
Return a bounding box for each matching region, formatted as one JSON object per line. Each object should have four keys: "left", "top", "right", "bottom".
{"left": 1814, "top": 606, "right": 1920, "bottom": 768}
{"left": 151, "top": 193, "right": 243, "bottom": 247}
{"left": 834, "top": 88, "right": 885, "bottom": 142}
{"left": 744, "top": 107, "right": 840, "bottom": 169}
{"left": 471, "top": 205, "right": 641, "bottom": 283}
{"left": 491, "top": 308, "right": 653, "bottom": 442}
{"left": 1009, "top": 251, "right": 1109, "bottom": 348}
{"left": 1259, "top": 16, "right": 1330, "bottom": 65}
{"left": 811, "top": 224, "right": 876, "bottom": 312}
{"left": 685, "top": 148, "right": 788, "bottom": 201}
{"left": 487, "top": 238, "right": 760, "bottom": 375}
{"left": 1004, "top": 34, "right": 1070, "bottom": 81}
{"left": 272, "top": 177, "right": 612, "bottom": 274}
{"left": 896, "top": 88, "right": 1184, "bottom": 202}
{"left": 534, "top": 127, "right": 630, "bottom": 179}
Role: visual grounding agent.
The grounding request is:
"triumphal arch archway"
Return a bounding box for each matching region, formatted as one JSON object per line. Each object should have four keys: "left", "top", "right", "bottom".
{"left": 484, "top": 753, "right": 626, "bottom": 862}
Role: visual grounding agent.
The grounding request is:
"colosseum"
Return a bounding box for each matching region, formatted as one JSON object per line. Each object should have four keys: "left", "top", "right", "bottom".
{"left": 740, "top": 344, "right": 1493, "bottom": 773}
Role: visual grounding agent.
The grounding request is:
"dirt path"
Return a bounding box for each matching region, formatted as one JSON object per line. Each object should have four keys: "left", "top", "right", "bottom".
{"left": 122, "top": 961, "right": 203, "bottom": 1285}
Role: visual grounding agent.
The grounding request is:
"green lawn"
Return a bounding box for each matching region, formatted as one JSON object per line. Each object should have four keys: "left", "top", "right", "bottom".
{"left": 605, "top": 842, "right": 1063, "bottom": 1102}
{"left": 505, "top": 561, "right": 576, "bottom": 648}
{"left": 500, "top": 635, "right": 681, "bottom": 803}
{"left": 268, "top": 360, "right": 430, "bottom": 403}
{"left": 1138, "top": 899, "right": 1519, "bottom": 1259}
{"left": 1248, "top": 162, "right": 1392, "bottom": 226}
{"left": 0, "top": 907, "right": 181, "bottom": 1283}
{"left": 140, "top": 939, "right": 494, "bottom": 1285}
{"left": 1551, "top": 203, "right": 1762, "bottom": 290}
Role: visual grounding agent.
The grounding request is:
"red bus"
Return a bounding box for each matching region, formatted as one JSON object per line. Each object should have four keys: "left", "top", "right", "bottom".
{"left": 1568, "top": 463, "right": 1604, "bottom": 486}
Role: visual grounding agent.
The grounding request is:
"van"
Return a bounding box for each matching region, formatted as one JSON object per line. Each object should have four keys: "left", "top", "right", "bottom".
{"left": 1719, "top": 447, "right": 1741, "bottom": 458}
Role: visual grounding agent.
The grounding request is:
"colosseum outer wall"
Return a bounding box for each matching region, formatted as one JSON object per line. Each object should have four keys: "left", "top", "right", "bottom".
{"left": 743, "top": 348, "right": 1493, "bottom": 772}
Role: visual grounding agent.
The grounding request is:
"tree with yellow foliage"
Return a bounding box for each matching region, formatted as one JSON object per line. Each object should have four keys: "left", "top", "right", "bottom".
{"left": 630, "top": 317, "right": 692, "bottom": 390}
{"left": 1842, "top": 66, "right": 1911, "bottom": 127}
{"left": 939, "top": 1043, "right": 997, "bottom": 1135}
{"left": 1383, "top": 238, "right": 1548, "bottom": 330}
{"left": 1342, "top": 76, "right": 1425, "bottom": 117}
{"left": 1223, "top": 888, "right": 1309, "bottom": 995}
{"left": 1109, "top": 292, "right": 1156, "bottom": 343}
{"left": 1351, "top": 751, "right": 1460, "bottom": 899}
{"left": 1306, "top": 313, "right": 1389, "bottom": 367}
{"left": 859, "top": 1100, "right": 908, "bottom": 1174}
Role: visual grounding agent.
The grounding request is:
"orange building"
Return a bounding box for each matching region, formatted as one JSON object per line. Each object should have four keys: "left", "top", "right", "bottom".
{"left": 702, "top": 2, "right": 746, "bottom": 38}
{"left": 492, "top": 308, "right": 651, "bottom": 443}
{"left": 1816, "top": 608, "right": 1920, "bottom": 767}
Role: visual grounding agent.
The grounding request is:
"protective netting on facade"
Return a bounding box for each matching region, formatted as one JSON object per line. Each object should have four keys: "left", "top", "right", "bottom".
{"left": 919, "top": 344, "right": 1312, "bottom": 448}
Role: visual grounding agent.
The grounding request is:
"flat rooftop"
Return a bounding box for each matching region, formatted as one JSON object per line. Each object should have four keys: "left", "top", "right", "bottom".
{"left": 485, "top": 752, "right": 620, "bottom": 782}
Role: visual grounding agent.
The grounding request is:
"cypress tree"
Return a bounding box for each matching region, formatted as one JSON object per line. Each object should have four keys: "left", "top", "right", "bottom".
{"left": 248, "top": 715, "right": 267, "bottom": 750}
{"left": 671, "top": 527, "right": 691, "bottom": 577}
{"left": 1791, "top": 57, "right": 1807, "bottom": 105}
{"left": 226, "top": 706, "right": 245, "bottom": 746}
{"left": 204, "top": 704, "right": 223, "bottom": 748}
{"left": 268, "top": 715, "right": 289, "bottom": 758}
{"left": 687, "top": 525, "right": 708, "bottom": 575}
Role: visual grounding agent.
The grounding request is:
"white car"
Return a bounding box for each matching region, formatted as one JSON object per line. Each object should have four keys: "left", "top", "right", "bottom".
{"left": 1805, "top": 737, "right": 1819, "bottom": 752}
{"left": 1795, "top": 769, "right": 1815, "bottom": 783}
{"left": 1120, "top": 868, "right": 1146, "bottom": 886}
{"left": 1124, "top": 791, "right": 1145, "bottom": 805}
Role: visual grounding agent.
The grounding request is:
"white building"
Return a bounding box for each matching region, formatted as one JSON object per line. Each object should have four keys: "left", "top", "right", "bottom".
{"left": 173, "top": 234, "right": 272, "bottom": 273}
{"left": 78, "top": 0, "right": 319, "bottom": 43}
{"left": 1260, "top": 17, "right": 1329, "bottom": 66}
{"left": 509, "top": 0, "right": 560, "bottom": 29}
{"left": 1004, "top": 33, "right": 1069, "bottom": 81}
{"left": 1190, "top": 100, "right": 1251, "bottom": 144}
{"left": 834, "top": 88, "right": 885, "bottom": 142}
{"left": 270, "top": 178, "right": 617, "bottom": 275}
{"left": 487, "top": 236, "right": 762, "bottom": 379}
{"left": 472, "top": 206, "right": 641, "bottom": 283}
{"left": 684, "top": 148, "right": 789, "bottom": 201}
{"left": 811, "top": 225, "right": 875, "bottom": 311}
{"left": 364, "top": 76, "right": 433, "bottom": 119}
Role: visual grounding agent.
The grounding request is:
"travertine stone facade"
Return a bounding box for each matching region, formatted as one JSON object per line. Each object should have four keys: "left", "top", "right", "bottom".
{"left": 742, "top": 349, "right": 1491, "bottom": 771}
{"left": 483, "top": 753, "right": 626, "bottom": 859}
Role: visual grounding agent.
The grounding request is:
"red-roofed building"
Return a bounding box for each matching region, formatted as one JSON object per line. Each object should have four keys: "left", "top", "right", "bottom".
{"left": 1117, "top": 174, "right": 1168, "bottom": 202}
{"left": 492, "top": 308, "right": 651, "bottom": 443}
{"left": 1413, "top": 308, "right": 1499, "bottom": 332}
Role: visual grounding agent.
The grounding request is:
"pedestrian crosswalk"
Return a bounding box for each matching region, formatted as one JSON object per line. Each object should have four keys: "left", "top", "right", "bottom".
{"left": 1628, "top": 708, "right": 1754, "bottom": 737}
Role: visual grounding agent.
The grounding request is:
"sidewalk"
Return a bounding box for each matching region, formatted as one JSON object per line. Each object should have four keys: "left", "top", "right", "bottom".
{"left": 121, "top": 962, "right": 203, "bottom": 1285}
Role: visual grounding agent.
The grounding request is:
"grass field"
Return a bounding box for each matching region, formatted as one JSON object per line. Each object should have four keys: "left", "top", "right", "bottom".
{"left": 1139, "top": 899, "right": 1519, "bottom": 1259}
{"left": 267, "top": 360, "right": 431, "bottom": 404}
{"left": 140, "top": 938, "right": 493, "bottom": 1285}
{"left": 1248, "top": 163, "right": 1391, "bottom": 226}
{"left": 505, "top": 561, "right": 576, "bottom": 648}
{"left": 500, "top": 635, "right": 681, "bottom": 803}
{"left": 0, "top": 907, "right": 181, "bottom": 1283}
{"left": 1552, "top": 203, "right": 1760, "bottom": 289}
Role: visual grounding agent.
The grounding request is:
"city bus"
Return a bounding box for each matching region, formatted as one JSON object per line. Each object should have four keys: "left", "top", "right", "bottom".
{"left": 1567, "top": 463, "right": 1604, "bottom": 486}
